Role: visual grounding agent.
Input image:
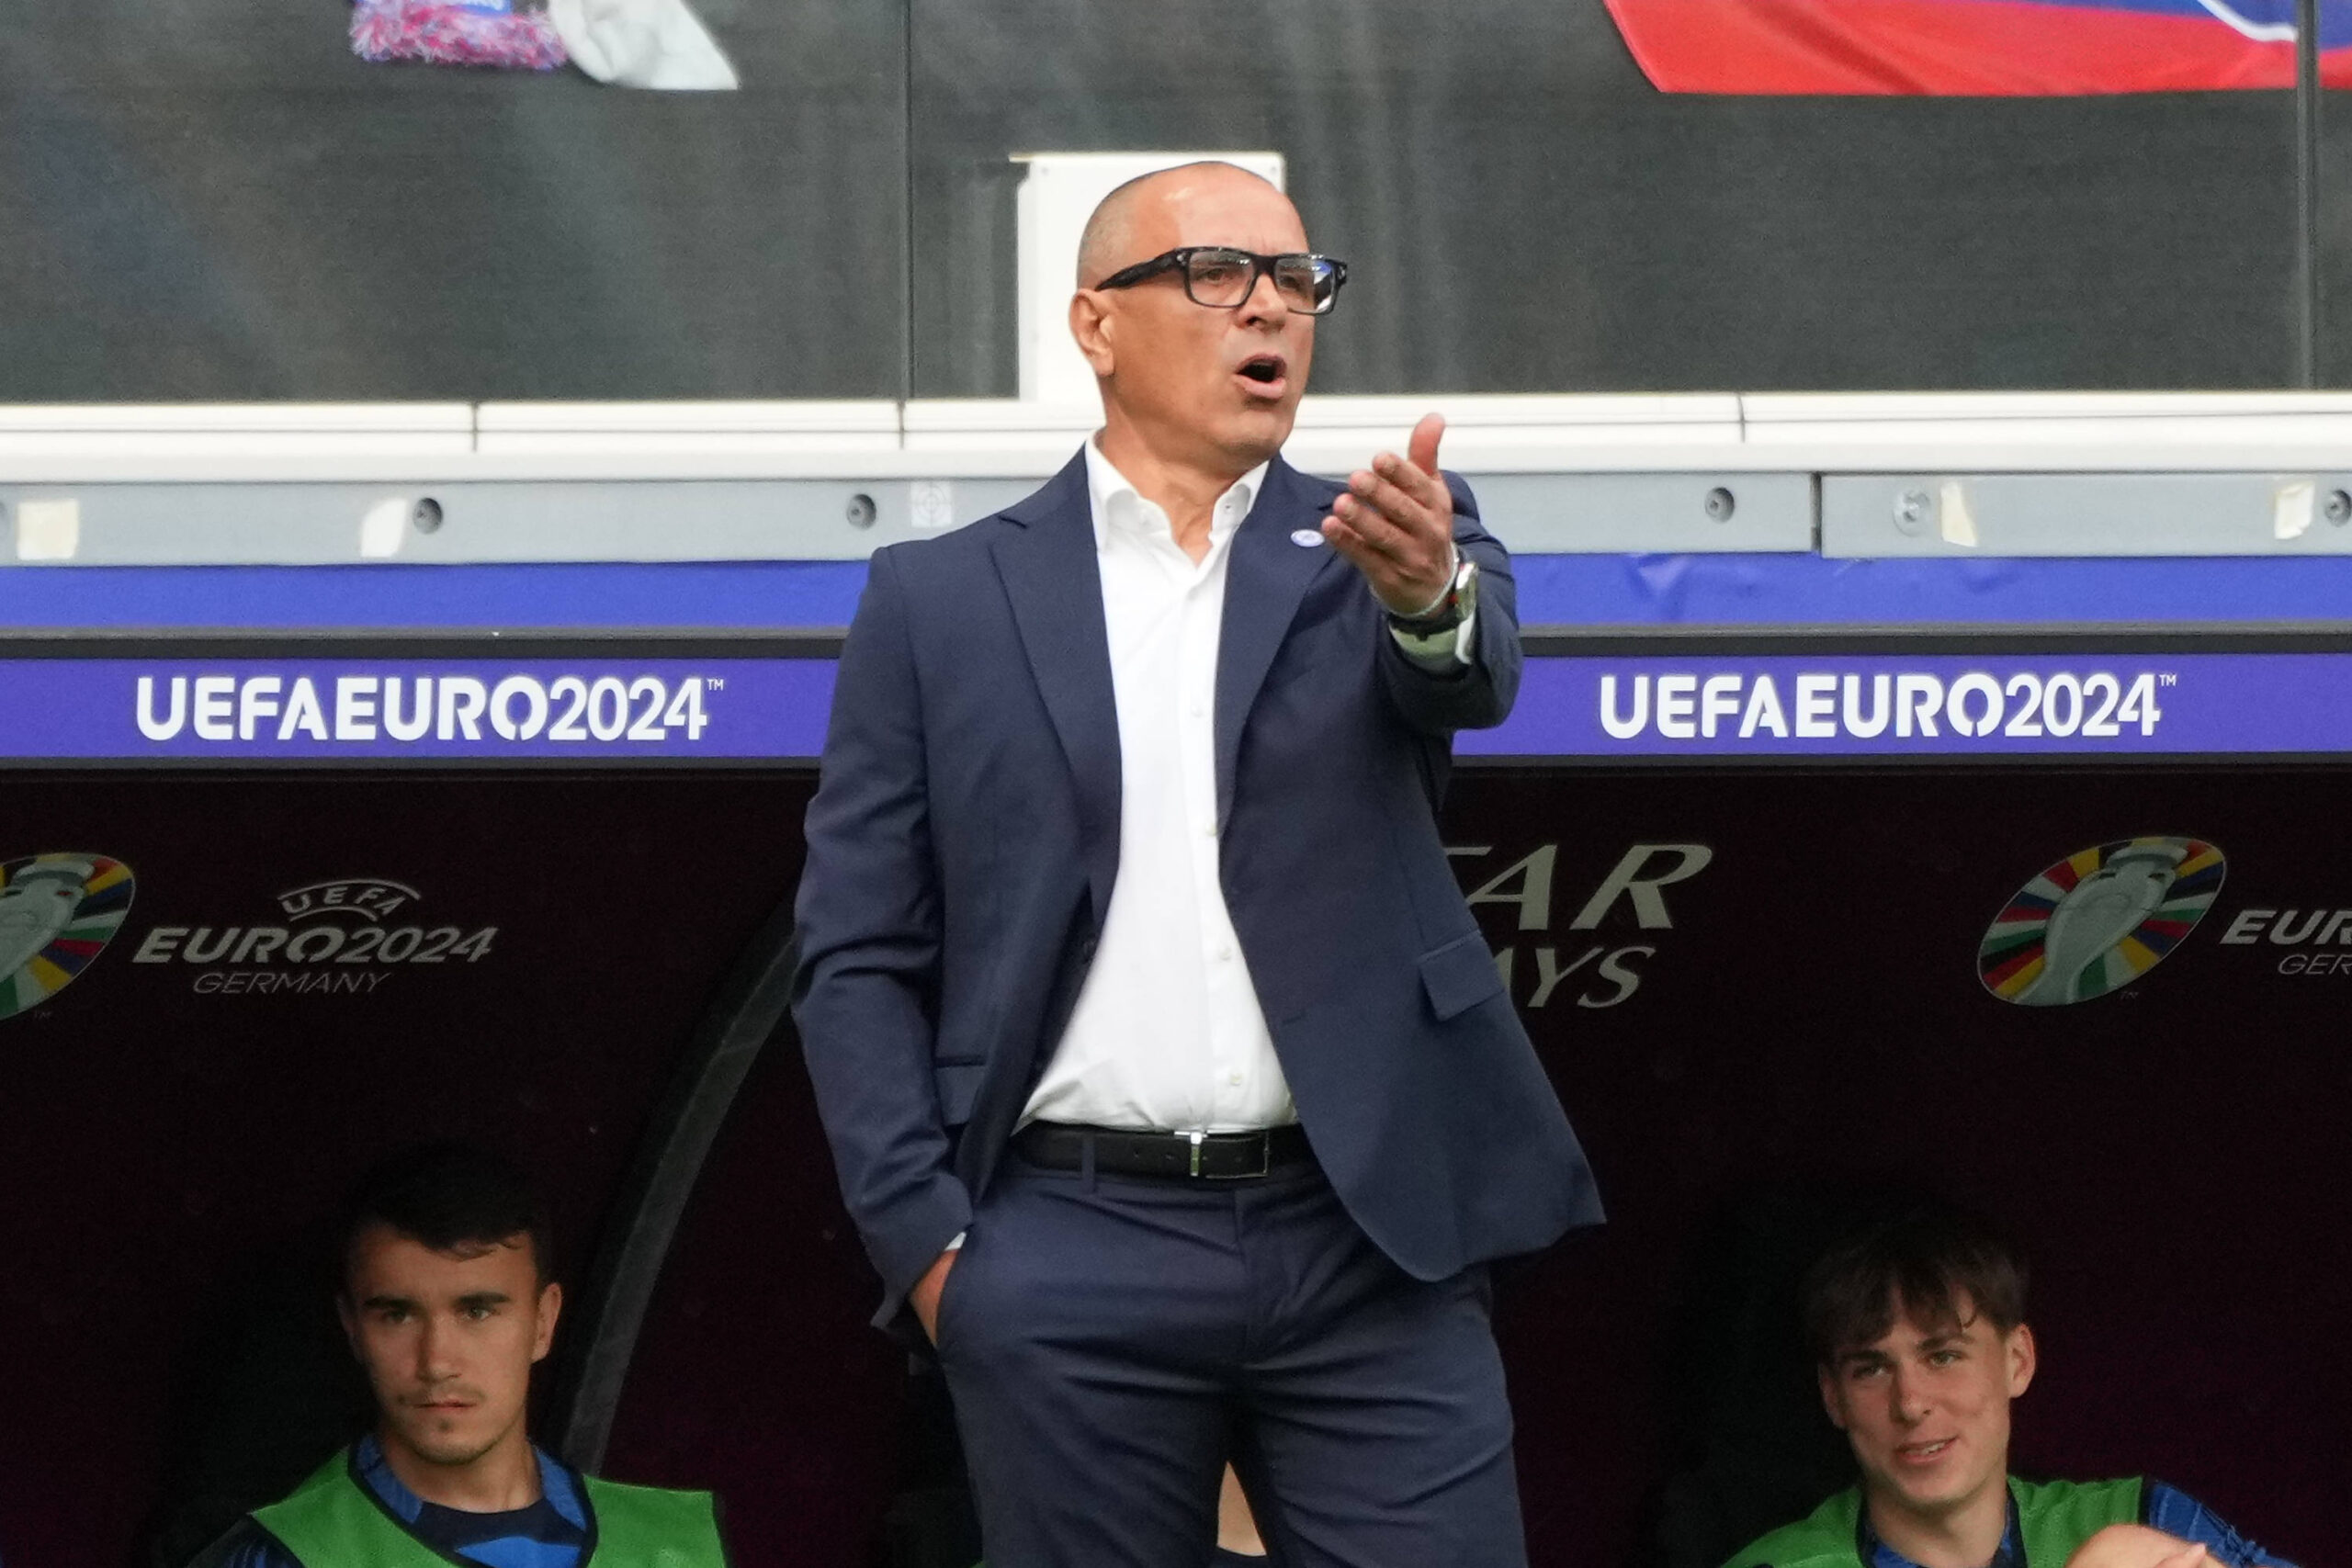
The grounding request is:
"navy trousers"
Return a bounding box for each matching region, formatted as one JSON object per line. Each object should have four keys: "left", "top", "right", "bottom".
{"left": 934, "top": 1145, "right": 1528, "bottom": 1568}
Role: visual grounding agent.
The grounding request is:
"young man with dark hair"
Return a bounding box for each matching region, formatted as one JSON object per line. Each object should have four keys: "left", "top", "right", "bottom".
{"left": 192, "top": 1143, "right": 727, "bottom": 1568}
{"left": 1723, "top": 1202, "right": 2290, "bottom": 1568}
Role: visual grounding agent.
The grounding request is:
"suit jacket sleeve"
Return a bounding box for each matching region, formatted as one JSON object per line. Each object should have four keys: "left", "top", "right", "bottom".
{"left": 791, "top": 547, "right": 973, "bottom": 1310}
{"left": 1375, "top": 471, "right": 1522, "bottom": 735}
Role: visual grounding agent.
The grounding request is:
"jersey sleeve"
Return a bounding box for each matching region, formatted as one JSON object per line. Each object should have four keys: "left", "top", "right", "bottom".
{"left": 2143, "top": 1481, "right": 2295, "bottom": 1568}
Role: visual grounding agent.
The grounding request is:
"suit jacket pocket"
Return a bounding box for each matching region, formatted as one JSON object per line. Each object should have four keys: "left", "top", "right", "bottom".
{"left": 933, "top": 1060, "right": 988, "bottom": 1126}
{"left": 1418, "top": 931, "right": 1506, "bottom": 1021}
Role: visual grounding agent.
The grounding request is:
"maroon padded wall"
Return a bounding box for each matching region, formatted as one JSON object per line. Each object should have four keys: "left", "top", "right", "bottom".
{"left": 614, "top": 764, "right": 2347, "bottom": 1566}
{"left": 0, "top": 772, "right": 809, "bottom": 1566}
{"left": 0, "top": 763, "right": 2342, "bottom": 1566}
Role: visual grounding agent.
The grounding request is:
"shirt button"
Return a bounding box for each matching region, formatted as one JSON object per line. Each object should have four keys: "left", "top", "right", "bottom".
{"left": 1202, "top": 823, "right": 1217, "bottom": 839}
{"left": 1227, "top": 1072, "right": 1244, "bottom": 1087}
{"left": 1214, "top": 946, "right": 1233, "bottom": 962}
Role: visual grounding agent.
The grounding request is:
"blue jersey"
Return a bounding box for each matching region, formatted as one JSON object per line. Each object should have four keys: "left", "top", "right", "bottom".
{"left": 197, "top": 1434, "right": 591, "bottom": 1568}
{"left": 1860, "top": 1480, "right": 2290, "bottom": 1568}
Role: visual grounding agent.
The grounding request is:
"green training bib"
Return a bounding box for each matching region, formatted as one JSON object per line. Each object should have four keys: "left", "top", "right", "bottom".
{"left": 251, "top": 1447, "right": 725, "bottom": 1568}
{"left": 1723, "top": 1475, "right": 2142, "bottom": 1568}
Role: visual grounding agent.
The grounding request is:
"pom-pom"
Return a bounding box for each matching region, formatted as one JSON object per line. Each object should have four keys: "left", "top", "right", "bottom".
{"left": 350, "top": 0, "right": 570, "bottom": 70}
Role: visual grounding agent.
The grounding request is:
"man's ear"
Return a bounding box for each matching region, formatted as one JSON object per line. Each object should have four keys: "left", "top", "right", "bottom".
{"left": 1816, "top": 1363, "right": 1849, "bottom": 1431}
{"left": 2004, "top": 1322, "right": 2036, "bottom": 1399}
{"left": 1069, "top": 290, "right": 1116, "bottom": 378}
{"left": 531, "top": 1280, "right": 563, "bottom": 1364}
{"left": 335, "top": 1294, "right": 361, "bottom": 1359}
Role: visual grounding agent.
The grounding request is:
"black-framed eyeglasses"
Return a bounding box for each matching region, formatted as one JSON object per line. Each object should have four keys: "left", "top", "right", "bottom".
{"left": 1093, "top": 247, "right": 1349, "bottom": 315}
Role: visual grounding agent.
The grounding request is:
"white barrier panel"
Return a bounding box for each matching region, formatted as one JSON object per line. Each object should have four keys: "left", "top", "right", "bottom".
{"left": 7, "top": 394, "right": 2352, "bottom": 560}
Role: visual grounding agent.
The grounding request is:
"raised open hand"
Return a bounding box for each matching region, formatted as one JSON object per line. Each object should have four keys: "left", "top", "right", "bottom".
{"left": 1320, "top": 412, "right": 1456, "bottom": 615}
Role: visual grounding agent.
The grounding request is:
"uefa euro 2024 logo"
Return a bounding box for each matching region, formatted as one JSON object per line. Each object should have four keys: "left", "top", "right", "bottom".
{"left": 0, "top": 853, "right": 136, "bottom": 1021}
{"left": 1978, "top": 838, "right": 2225, "bottom": 1007}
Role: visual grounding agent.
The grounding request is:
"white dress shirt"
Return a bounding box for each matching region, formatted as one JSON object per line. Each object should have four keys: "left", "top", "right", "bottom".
{"left": 1017, "top": 439, "right": 1475, "bottom": 1136}
{"left": 1022, "top": 441, "right": 1292, "bottom": 1133}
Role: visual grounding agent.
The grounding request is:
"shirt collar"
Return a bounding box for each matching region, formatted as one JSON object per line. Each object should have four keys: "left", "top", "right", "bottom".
{"left": 1083, "top": 435, "right": 1271, "bottom": 552}
{"left": 354, "top": 1430, "right": 588, "bottom": 1530}
{"left": 1858, "top": 1482, "right": 2024, "bottom": 1568}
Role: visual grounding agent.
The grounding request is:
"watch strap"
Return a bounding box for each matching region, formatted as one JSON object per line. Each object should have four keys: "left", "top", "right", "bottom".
{"left": 1387, "top": 551, "right": 1476, "bottom": 634}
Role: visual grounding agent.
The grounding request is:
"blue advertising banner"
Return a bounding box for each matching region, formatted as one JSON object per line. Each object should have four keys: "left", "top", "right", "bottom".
{"left": 1462, "top": 653, "right": 2335, "bottom": 758}
{"left": 0, "top": 650, "right": 2343, "bottom": 761}
{"left": 2, "top": 659, "right": 835, "bottom": 761}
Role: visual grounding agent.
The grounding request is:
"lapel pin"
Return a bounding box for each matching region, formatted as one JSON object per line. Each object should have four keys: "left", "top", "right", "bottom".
{"left": 1289, "top": 528, "right": 1328, "bottom": 548}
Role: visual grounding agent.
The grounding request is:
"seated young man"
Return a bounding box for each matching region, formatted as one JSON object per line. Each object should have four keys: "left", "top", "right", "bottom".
{"left": 1722, "top": 1201, "right": 2290, "bottom": 1568}
{"left": 192, "top": 1143, "right": 727, "bottom": 1568}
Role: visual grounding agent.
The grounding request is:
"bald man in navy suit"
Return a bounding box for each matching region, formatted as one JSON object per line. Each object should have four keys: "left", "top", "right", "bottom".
{"left": 793, "top": 161, "right": 1600, "bottom": 1567}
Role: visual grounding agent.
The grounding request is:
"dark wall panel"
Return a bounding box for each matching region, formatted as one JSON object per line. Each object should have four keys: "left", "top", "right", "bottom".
{"left": 2318, "top": 86, "right": 2352, "bottom": 385}
{"left": 610, "top": 762, "right": 2346, "bottom": 1567}
{"left": 597, "top": 947, "right": 906, "bottom": 1568}
{"left": 0, "top": 0, "right": 2311, "bottom": 400}
{"left": 1453, "top": 768, "right": 2344, "bottom": 1568}
{"left": 0, "top": 761, "right": 2342, "bottom": 1563}
{"left": 0, "top": 0, "right": 908, "bottom": 400}
{"left": 910, "top": 0, "right": 2301, "bottom": 394}
{"left": 0, "top": 772, "right": 807, "bottom": 1565}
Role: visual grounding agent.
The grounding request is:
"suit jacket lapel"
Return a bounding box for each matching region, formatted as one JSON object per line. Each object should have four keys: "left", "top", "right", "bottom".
{"left": 1215, "top": 457, "right": 1342, "bottom": 827}
{"left": 991, "top": 453, "right": 1122, "bottom": 927}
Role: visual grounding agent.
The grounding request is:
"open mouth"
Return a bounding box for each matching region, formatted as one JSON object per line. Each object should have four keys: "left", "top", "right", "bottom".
{"left": 1236, "top": 354, "right": 1286, "bottom": 390}
{"left": 1896, "top": 1438, "right": 1954, "bottom": 1462}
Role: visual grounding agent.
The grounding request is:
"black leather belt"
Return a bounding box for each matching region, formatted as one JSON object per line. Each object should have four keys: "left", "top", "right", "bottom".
{"left": 1013, "top": 1122, "right": 1313, "bottom": 1180}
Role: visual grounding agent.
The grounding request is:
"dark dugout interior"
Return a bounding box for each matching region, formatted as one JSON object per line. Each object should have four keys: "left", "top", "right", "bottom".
{"left": 5, "top": 0, "right": 2350, "bottom": 1562}
{"left": 6, "top": 0, "right": 2347, "bottom": 399}
{"left": 0, "top": 761, "right": 2343, "bottom": 1565}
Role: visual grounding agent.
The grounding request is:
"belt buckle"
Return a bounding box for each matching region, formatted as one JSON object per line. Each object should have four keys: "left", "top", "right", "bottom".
{"left": 1193, "top": 1129, "right": 1270, "bottom": 1180}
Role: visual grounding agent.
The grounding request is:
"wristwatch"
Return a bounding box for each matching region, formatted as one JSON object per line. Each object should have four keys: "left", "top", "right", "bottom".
{"left": 1387, "top": 551, "right": 1478, "bottom": 636}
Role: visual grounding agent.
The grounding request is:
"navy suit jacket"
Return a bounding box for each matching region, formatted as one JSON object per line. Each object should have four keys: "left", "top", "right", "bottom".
{"left": 792, "top": 450, "right": 1601, "bottom": 1323}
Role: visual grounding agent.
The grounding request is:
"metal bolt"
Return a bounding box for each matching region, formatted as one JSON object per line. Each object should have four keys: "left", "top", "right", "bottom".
{"left": 410, "top": 498, "right": 444, "bottom": 534}
{"left": 845, "top": 492, "right": 877, "bottom": 529}
{"left": 2326, "top": 490, "right": 2352, "bottom": 526}
{"left": 1894, "top": 489, "right": 1933, "bottom": 536}
{"left": 1703, "top": 487, "right": 1736, "bottom": 522}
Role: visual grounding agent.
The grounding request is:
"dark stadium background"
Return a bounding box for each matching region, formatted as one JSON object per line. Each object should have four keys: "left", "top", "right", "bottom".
{"left": 3, "top": 0, "right": 2341, "bottom": 400}
{"left": 2, "top": 3, "right": 2347, "bottom": 1564}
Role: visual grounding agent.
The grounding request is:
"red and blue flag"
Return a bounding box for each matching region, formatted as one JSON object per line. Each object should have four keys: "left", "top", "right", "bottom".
{"left": 1602, "top": 0, "right": 2352, "bottom": 94}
